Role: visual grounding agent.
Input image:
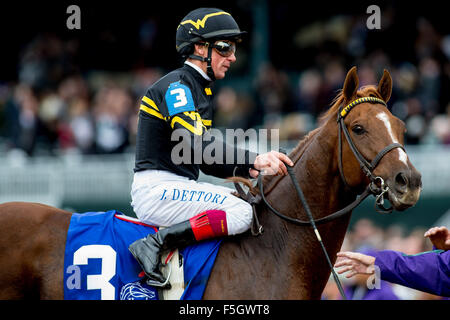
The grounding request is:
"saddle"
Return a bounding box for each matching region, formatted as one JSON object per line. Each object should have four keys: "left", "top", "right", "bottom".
{"left": 232, "top": 178, "right": 263, "bottom": 236}
{"left": 156, "top": 179, "right": 262, "bottom": 300}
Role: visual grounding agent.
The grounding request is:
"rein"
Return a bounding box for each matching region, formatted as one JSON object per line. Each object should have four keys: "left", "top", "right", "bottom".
{"left": 249, "top": 96, "right": 405, "bottom": 300}
{"left": 257, "top": 172, "right": 373, "bottom": 227}
{"left": 258, "top": 164, "right": 350, "bottom": 299}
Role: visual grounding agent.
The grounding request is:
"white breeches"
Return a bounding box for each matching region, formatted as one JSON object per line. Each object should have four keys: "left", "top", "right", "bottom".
{"left": 130, "top": 170, "right": 252, "bottom": 235}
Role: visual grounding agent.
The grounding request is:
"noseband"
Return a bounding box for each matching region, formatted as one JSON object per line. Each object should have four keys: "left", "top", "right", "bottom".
{"left": 337, "top": 96, "right": 405, "bottom": 212}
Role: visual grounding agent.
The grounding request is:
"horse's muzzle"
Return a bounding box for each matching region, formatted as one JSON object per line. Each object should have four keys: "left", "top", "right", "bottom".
{"left": 386, "top": 169, "right": 422, "bottom": 211}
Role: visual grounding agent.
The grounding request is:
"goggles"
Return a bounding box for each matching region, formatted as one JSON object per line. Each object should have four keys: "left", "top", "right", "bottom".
{"left": 199, "top": 41, "right": 236, "bottom": 57}
{"left": 212, "top": 41, "right": 236, "bottom": 57}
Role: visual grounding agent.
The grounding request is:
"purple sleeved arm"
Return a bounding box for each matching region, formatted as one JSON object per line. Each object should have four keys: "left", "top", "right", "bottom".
{"left": 373, "top": 249, "right": 450, "bottom": 297}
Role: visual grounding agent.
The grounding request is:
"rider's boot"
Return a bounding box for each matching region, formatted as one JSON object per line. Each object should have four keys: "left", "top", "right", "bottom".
{"left": 128, "top": 210, "right": 228, "bottom": 287}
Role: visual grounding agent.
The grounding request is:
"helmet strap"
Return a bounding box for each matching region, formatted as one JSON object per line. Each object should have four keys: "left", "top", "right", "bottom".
{"left": 188, "top": 54, "right": 207, "bottom": 62}
{"left": 205, "top": 45, "right": 215, "bottom": 81}
{"left": 188, "top": 42, "right": 215, "bottom": 81}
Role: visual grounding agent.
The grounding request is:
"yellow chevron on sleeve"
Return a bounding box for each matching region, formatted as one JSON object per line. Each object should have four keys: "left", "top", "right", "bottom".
{"left": 142, "top": 96, "right": 160, "bottom": 111}
{"left": 140, "top": 104, "right": 165, "bottom": 120}
{"left": 182, "top": 112, "right": 211, "bottom": 126}
{"left": 170, "top": 112, "right": 206, "bottom": 135}
{"left": 183, "top": 111, "right": 197, "bottom": 121}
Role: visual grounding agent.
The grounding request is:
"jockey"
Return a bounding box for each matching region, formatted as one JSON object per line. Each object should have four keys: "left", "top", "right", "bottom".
{"left": 129, "top": 7, "right": 293, "bottom": 287}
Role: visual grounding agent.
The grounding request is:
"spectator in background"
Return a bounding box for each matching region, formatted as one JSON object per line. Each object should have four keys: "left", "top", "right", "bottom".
{"left": 418, "top": 57, "right": 441, "bottom": 118}
{"left": 315, "top": 60, "right": 346, "bottom": 115}
{"left": 348, "top": 218, "right": 384, "bottom": 252}
{"left": 429, "top": 103, "right": 450, "bottom": 144}
{"left": 38, "top": 90, "right": 66, "bottom": 152}
{"left": 213, "top": 86, "right": 254, "bottom": 130}
{"left": 415, "top": 18, "right": 441, "bottom": 61}
{"left": 68, "top": 97, "right": 95, "bottom": 153}
{"left": 295, "top": 68, "right": 322, "bottom": 114}
{"left": 59, "top": 75, "right": 95, "bottom": 153}
{"left": 3, "top": 84, "right": 41, "bottom": 155}
{"left": 92, "top": 86, "right": 132, "bottom": 154}
{"left": 253, "top": 63, "right": 294, "bottom": 122}
{"left": 335, "top": 226, "right": 450, "bottom": 297}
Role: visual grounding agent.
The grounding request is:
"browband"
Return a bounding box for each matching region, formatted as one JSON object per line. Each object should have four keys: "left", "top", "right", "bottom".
{"left": 339, "top": 97, "right": 387, "bottom": 119}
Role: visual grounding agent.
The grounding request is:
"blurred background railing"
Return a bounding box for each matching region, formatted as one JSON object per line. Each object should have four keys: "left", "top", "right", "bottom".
{"left": 0, "top": 143, "right": 448, "bottom": 230}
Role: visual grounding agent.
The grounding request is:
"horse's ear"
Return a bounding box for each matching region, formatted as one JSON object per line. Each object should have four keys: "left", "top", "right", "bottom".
{"left": 377, "top": 69, "right": 392, "bottom": 102}
{"left": 343, "top": 66, "right": 359, "bottom": 101}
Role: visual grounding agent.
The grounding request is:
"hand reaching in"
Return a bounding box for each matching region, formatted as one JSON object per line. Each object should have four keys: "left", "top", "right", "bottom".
{"left": 334, "top": 251, "right": 376, "bottom": 278}
{"left": 424, "top": 226, "right": 450, "bottom": 250}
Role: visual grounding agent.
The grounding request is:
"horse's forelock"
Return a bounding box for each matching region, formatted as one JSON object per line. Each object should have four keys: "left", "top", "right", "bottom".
{"left": 357, "top": 85, "right": 382, "bottom": 99}
{"left": 319, "top": 85, "right": 382, "bottom": 123}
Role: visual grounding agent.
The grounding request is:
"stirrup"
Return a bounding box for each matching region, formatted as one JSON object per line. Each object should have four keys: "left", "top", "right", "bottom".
{"left": 146, "top": 257, "right": 172, "bottom": 289}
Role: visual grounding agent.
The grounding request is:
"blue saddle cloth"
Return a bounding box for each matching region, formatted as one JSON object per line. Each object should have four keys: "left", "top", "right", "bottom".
{"left": 63, "top": 210, "right": 221, "bottom": 300}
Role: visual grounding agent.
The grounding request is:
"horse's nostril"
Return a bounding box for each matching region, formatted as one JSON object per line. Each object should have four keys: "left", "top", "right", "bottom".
{"left": 395, "top": 172, "right": 408, "bottom": 191}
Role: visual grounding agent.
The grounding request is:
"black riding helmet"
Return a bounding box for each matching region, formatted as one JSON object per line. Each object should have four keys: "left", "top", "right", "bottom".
{"left": 176, "top": 8, "right": 246, "bottom": 80}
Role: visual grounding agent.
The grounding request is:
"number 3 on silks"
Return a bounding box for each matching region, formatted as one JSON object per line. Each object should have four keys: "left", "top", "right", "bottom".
{"left": 73, "top": 245, "right": 117, "bottom": 300}
{"left": 165, "top": 81, "right": 195, "bottom": 116}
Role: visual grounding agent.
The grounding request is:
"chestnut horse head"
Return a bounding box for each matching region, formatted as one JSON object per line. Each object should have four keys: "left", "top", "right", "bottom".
{"left": 325, "top": 66, "right": 422, "bottom": 211}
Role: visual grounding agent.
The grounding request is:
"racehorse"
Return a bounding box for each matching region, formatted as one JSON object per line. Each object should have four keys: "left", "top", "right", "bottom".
{"left": 0, "top": 67, "right": 421, "bottom": 299}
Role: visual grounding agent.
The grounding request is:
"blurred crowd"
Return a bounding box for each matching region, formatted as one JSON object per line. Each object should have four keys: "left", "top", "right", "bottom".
{"left": 0, "top": 31, "right": 160, "bottom": 156}
{"left": 322, "top": 218, "right": 446, "bottom": 300}
{"left": 0, "top": 10, "right": 448, "bottom": 157}
{"left": 247, "top": 13, "right": 450, "bottom": 144}
{"left": 0, "top": 5, "right": 447, "bottom": 300}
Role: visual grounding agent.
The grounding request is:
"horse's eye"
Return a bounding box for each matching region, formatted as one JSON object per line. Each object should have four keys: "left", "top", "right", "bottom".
{"left": 352, "top": 125, "right": 366, "bottom": 135}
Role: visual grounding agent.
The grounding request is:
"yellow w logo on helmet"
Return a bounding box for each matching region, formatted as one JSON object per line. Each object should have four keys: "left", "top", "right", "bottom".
{"left": 180, "top": 11, "right": 230, "bottom": 30}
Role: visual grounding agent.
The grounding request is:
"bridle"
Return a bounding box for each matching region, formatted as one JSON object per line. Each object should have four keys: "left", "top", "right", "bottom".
{"left": 256, "top": 96, "right": 405, "bottom": 227}
{"left": 337, "top": 96, "right": 405, "bottom": 212}
{"left": 243, "top": 96, "right": 406, "bottom": 299}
